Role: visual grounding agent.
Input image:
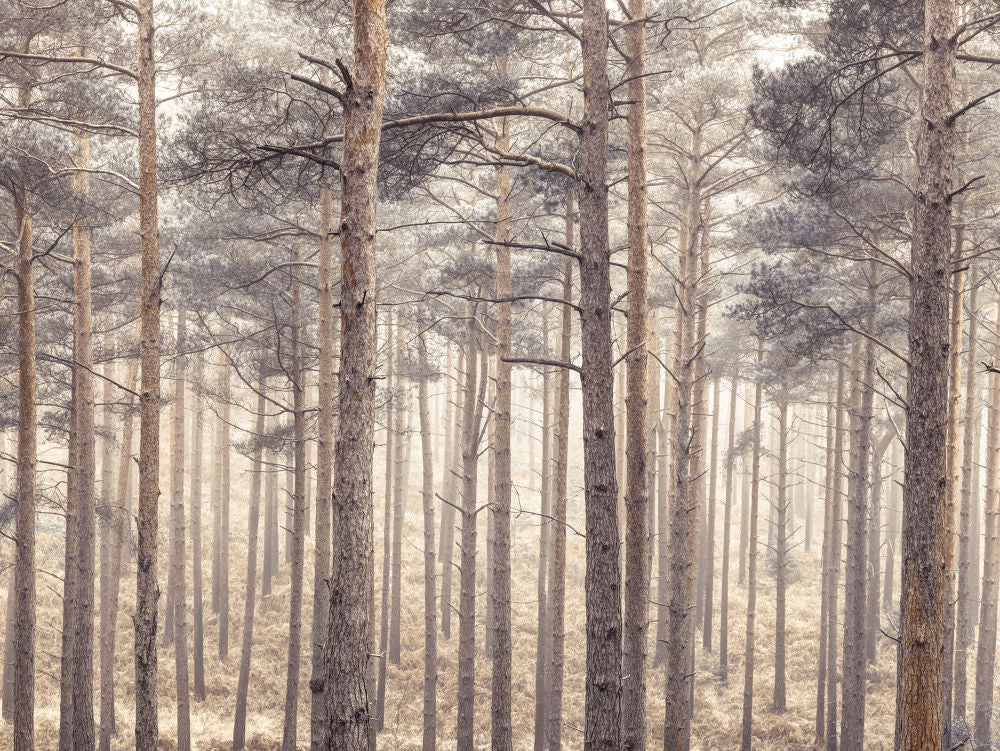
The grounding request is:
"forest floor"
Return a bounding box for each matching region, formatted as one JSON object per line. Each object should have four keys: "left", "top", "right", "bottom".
{"left": 2, "top": 472, "right": 906, "bottom": 750}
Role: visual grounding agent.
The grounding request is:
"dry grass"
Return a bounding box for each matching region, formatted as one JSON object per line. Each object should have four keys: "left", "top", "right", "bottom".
{"left": 0, "top": 450, "right": 906, "bottom": 750}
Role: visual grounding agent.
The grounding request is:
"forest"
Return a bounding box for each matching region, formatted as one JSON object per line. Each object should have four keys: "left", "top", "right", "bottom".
{"left": 0, "top": 0, "right": 998, "bottom": 749}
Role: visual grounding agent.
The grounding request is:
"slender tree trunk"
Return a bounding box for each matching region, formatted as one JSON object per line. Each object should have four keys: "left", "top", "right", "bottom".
{"left": 99, "top": 358, "right": 138, "bottom": 751}
{"left": 283, "top": 249, "right": 308, "bottom": 751}
{"left": 623, "top": 1, "right": 649, "bottom": 745}
{"left": 376, "top": 314, "right": 394, "bottom": 730}
{"left": 458, "top": 325, "right": 487, "bottom": 749}
{"left": 534, "top": 322, "right": 552, "bottom": 751}
{"left": 973, "top": 301, "right": 1000, "bottom": 750}
{"left": 774, "top": 398, "right": 789, "bottom": 712}
{"left": 172, "top": 309, "right": 190, "bottom": 751}
{"left": 827, "top": 364, "right": 847, "bottom": 751}
{"left": 233, "top": 376, "right": 266, "bottom": 751}
{"left": 190, "top": 363, "right": 206, "bottom": 702}
{"left": 262, "top": 423, "right": 276, "bottom": 599}
{"left": 135, "top": 0, "right": 162, "bottom": 741}
{"left": 418, "top": 347, "right": 437, "bottom": 751}
{"left": 491, "top": 99, "right": 514, "bottom": 751}
{"left": 704, "top": 378, "right": 720, "bottom": 654}
{"left": 546, "top": 202, "right": 573, "bottom": 751}
{"left": 440, "top": 349, "right": 463, "bottom": 641}
{"left": 323, "top": 3, "right": 386, "bottom": 744}
{"left": 218, "top": 364, "right": 231, "bottom": 659}
{"left": 816, "top": 395, "right": 835, "bottom": 740}
{"left": 655, "top": 307, "right": 671, "bottom": 668}
{"left": 389, "top": 331, "right": 408, "bottom": 666}
{"left": 898, "top": 0, "right": 958, "bottom": 745}
{"left": 60, "top": 327, "right": 80, "bottom": 751}
{"left": 866, "top": 428, "right": 893, "bottom": 664}
{"left": 883, "top": 438, "right": 901, "bottom": 610}
{"left": 96, "top": 362, "right": 117, "bottom": 749}
{"left": 212, "top": 386, "right": 223, "bottom": 610}
{"left": 579, "top": 4, "right": 622, "bottom": 747}
{"left": 954, "top": 265, "right": 979, "bottom": 723}
{"left": 720, "top": 378, "right": 738, "bottom": 679}
{"left": 740, "top": 343, "right": 764, "bottom": 751}
{"left": 310, "top": 181, "right": 337, "bottom": 750}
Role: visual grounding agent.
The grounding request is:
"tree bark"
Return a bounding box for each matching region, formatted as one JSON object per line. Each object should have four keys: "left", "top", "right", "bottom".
{"left": 816, "top": 394, "right": 835, "bottom": 740}
{"left": 898, "top": 0, "right": 958, "bottom": 745}
{"left": 172, "top": 309, "right": 190, "bottom": 751}
{"left": 774, "top": 398, "right": 789, "bottom": 712}
{"left": 533, "top": 321, "right": 552, "bottom": 751}
{"left": 418, "top": 343, "right": 437, "bottom": 751}
{"left": 323, "top": 1, "right": 386, "bottom": 744}
{"left": 720, "top": 377, "right": 738, "bottom": 679}
{"left": 740, "top": 343, "right": 764, "bottom": 751}
{"left": 827, "top": 364, "right": 847, "bottom": 751}
{"left": 703, "top": 377, "right": 720, "bottom": 654}
{"left": 218, "top": 364, "right": 232, "bottom": 659}
{"left": 190, "top": 363, "right": 206, "bottom": 702}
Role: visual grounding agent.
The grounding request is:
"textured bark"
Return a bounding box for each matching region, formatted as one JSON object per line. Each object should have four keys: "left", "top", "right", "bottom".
{"left": 740, "top": 344, "right": 764, "bottom": 751}
{"left": 843, "top": 329, "right": 876, "bottom": 751}
{"left": 376, "top": 314, "right": 394, "bottom": 730}
{"left": 827, "top": 365, "right": 847, "bottom": 751}
{"left": 233, "top": 378, "right": 266, "bottom": 751}
{"left": 418, "top": 350, "right": 437, "bottom": 751}
{"left": 135, "top": 0, "right": 162, "bottom": 742}
{"left": 720, "top": 378, "right": 738, "bottom": 678}
{"left": 623, "top": 2, "right": 649, "bottom": 747}
{"left": 898, "top": 0, "right": 957, "bottom": 746}
{"left": 12, "top": 61, "right": 37, "bottom": 747}
{"left": 579, "top": 4, "right": 622, "bottom": 747}
{"left": 665, "top": 134, "right": 703, "bottom": 751}
{"left": 282, "top": 248, "right": 308, "bottom": 751}
{"left": 954, "top": 265, "right": 979, "bottom": 723}
{"left": 457, "top": 327, "right": 487, "bottom": 749}
{"left": 189, "top": 364, "right": 206, "bottom": 702}
{"left": 774, "top": 399, "right": 789, "bottom": 712}
{"left": 491, "top": 100, "right": 514, "bottom": 751}
{"left": 99, "top": 358, "right": 138, "bottom": 751}
{"left": 546, "top": 209, "right": 574, "bottom": 751}
{"left": 323, "top": 2, "right": 386, "bottom": 744}
{"left": 172, "top": 309, "right": 190, "bottom": 751}
{"left": 974, "top": 302, "right": 1000, "bottom": 750}
{"left": 310, "top": 181, "right": 336, "bottom": 750}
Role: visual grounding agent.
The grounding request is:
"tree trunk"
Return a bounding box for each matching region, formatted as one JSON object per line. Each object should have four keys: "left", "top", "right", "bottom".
{"left": 233, "top": 376, "right": 266, "bottom": 751}
{"left": 954, "top": 265, "right": 979, "bottom": 723}
{"left": 323, "top": 2, "right": 386, "bottom": 744}
{"left": 866, "top": 429, "right": 893, "bottom": 664}
{"left": 172, "top": 309, "right": 190, "bottom": 751}
{"left": 218, "top": 364, "right": 231, "bottom": 659}
{"left": 579, "top": 4, "right": 622, "bottom": 747}
{"left": 418, "top": 346, "right": 437, "bottom": 751}
{"left": 376, "top": 313, "right": 394, "bottom": 730}
{"left": 458, "top": 325, "right": 488, "bottom": 749}
{"left": 310, "top": 181, "right": 337, "bottom": 750}
{"left": 898, "top": 0, "right": 957, "bottom": 745}
{"left": 703, "top": 377, "right": 720, "bottom": 654}
{"left": 440, "top": 348, "right": 463, "bottom": 641}
{"left": 135, "top": 0, "right": 162, "bottom": 741}
{"left": 283, "top": 248, "right": 308, "bottom": 751}
{"left": 546, "top": 203, "right": 574, "bottom": 751}
{"left": 389, "top": 332, "right": 408, "bottom": 666}
{"left": 720, "top": 378, "right": 738, "bottom": 679}
{"left": 973, "top": 301, "right": 1000, "bottom": 750}
{"left": 491, "top": 100, "right": 514, "bottom": 751}
{"left": 60, "top": 316, "right": 80, "bottom": 751}
{"left": 533, "top": 320, "right": 552, "bottom": 751}
{"left": 262, "top": 419, "right": 276, "bottom": 599}
{"left": 623, "top": 1, "right": 649, "bottom": 746}
{"left": 740, "top": 343, "right": 764, "bottom": 751}
{"left": 816, "top": 394, "right": 835, "bottom": 740}
{"left": 190, "top": 363, "right": 206, "bottom": 702}
{"left": 827, "top": 364, "right": 847, "bottom": 751}
{"left": 774, "top": 398, "right": 789, "bottom": 713}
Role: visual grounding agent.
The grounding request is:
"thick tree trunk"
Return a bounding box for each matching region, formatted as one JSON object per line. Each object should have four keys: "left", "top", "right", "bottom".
{"left": 740, "top": 343, "right": 764, "bottom": 751}
{"left": 233, "top": 378, "right": 266, "bottom": 751}
{"left": 623, "top": 1, "right": 649, "bottom": 746}
{"left": 172, "top": 309, "right": 190, "bottom": 751}
{"left": 310, "top": 181, "right": 337, "bottom": 750}
{"left": 898, "top": 0, "right": 958, "bottom": 746}
{"left": 135, "top": 0, "right": 162, "bottom": 742}
{"left": 973, "top": 302, "right": 1000, "bottom": 750}
{"left": 491, "top": 102, "right": 514, "bottom": 751}
{"left": 579, "top": 4, "right": 622, "bottom": 748}
{"left": 954, "top": 265, "right": 979, "bottom": 723}
{"left": 323, "top": 2, "right": 386, "bottom": 745}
